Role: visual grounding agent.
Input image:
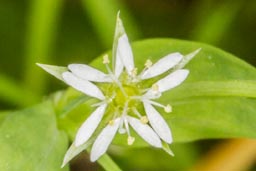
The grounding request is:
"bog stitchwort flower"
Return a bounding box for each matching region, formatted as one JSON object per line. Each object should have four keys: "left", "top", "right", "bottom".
{"left": 38, "top": 13, "right": 200, "bottom": 164}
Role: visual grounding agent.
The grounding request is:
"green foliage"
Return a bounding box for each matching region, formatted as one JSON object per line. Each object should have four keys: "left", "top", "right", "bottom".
{"left": 62, "top": 38, "right": 256, "bottom": 147}
{"left": 81, "top": 0, "right": 140, "bottom": 48}
{"left": 0, "top": 74, "right": 39, "bottom": 107}
{"left": 1, "top": 1, "right": 256, "bottom": 170}
{"left": 0, "top": 102, "right": 69, "bottom": 171}
{"left": 0, "top": 38, "right": 255, "bottom": 171}
{"left": 24, "top": 0, "right": 63, "bottom": 94}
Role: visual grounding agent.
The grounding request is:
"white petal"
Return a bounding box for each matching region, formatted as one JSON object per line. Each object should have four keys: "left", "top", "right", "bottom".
{"left": 157, "top": 69, "right": 189, "bottom": 93}
{"left": 90, "top": 118, "right": 121, "bottom": 162}
{"left": 68, "top": 64, "right": 112, "bottom": 82}
{"left": 127, "top": 116, "right": 162, "bottom": 148}
{"left": 143, "top": 102, "right": 172, "bottom": 144}
{"left": 140, "top": 52, "right": 183, "bottom": 79}
{"left": 112, "top": 11, "right": 125, "bottom": 77}
{"left": 117, "top": 34, "right": 134, "bottom": 75}
{"left": 75, "top": 104, "right": 107, "bottom": 147}
{"left": 62, "top": 72, "right": 105, "bottom": 100}
{"left": 114, "top": 51, "right": 124, "bottom": 78}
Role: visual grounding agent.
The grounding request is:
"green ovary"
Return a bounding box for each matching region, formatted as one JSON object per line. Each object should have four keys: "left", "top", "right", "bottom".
{"left": 113, "top": 85, "right": 140, "bottom": 108}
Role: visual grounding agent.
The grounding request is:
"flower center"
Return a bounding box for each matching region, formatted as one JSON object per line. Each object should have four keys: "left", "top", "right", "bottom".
{"left": 113, "top": 85, "right": 139, "bottom": 108}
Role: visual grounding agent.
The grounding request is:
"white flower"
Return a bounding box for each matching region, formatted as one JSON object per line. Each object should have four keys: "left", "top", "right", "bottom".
{"left": 37, "top": 13, "right": 200, "bottom": 164}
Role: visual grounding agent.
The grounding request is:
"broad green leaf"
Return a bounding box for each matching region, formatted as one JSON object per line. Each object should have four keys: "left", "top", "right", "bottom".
{"left": 53, "top": 39, "right": 256, "bottom": 161}
{"left": 110, "top": 142, "right": 199, "bottom": 171}
{"left": 0, "top": 111, "right": 8, "bottom": 125}
{"left": 89, "top": 39, "right": 256, "bottom": 145}
{"left": 0, "top": 102, "right": 69, "bottom": 171}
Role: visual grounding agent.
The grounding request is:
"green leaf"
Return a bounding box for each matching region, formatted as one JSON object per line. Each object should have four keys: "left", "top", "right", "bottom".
{"left": 89, "top": 38, "right": 256, "bottom": 145}
{"left": 0, "top": 74, "right": 40, "bottom": 107}
{"left": 81, "top": 0, "right": 140, "bottom": 48}
{"left": 0, "top": 102, "right": 69, "bottom": 171}
{"left": 111, "top": 143, "right": 199, "bottom": 171}
{"left": 54, "top": 38, "right": 256, "bottom": 162}
{"left": 24, "top": 0, "right": 63, "bottom": 94}
{"left": 191, "top": 1, "right": 243, "bottom": 44}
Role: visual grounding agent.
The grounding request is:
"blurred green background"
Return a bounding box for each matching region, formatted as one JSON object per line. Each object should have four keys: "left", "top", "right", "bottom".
{"left": 0, "top": 0, "right": 255, "bottom": 110}
{"left": 0, "top": 0, "right": 256, "bottom": 171}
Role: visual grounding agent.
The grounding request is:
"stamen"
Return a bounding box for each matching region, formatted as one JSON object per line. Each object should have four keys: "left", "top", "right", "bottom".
{"left": 164, "top": 104, "right": 172, "bottom": 113}
{"left": 122, "top": 102, "right": 129, "bottom": 116}
{"left": 108, "top": 119, "right": 115, "bottom": 126}
{"left": 152, "top": 84, "right": 159, "bottom": 92}
{"left": 132, "top": 108, "right": 142, "bottom": 117}
{"left": 127, "top": 136, "right": 135, "bottom": 145}
{"left": 145, "top": 59, "right": 153, "bottom": 68}
{"left": 140, "top": 116, "right": 149, "bottom": 124}
{"left": 144, "top": 83, "right": 162, "bottom": 99}
{"left": 124, "top": 117, "right": 131, "bottom": 137}
{"left": 104, "top": 63, "right": 128, "bottom": 97}
{"left": 137, "top": 59, "right": 153, "bottom": 80}
{"left": 91, "top": 101, "right": 107, "bottom": 107}
{"left": 131, "top": 68, "right": 138, "bottom": 77}
{"left": 118, "top": 127, "right": 126, "bottom": 134}
{"left": 145, "top": 99, "right": 165, "bottom": 108}
{"left": 103, "top": 54, "right": 110, "bottom": 64}
{"left": 118, "top": 118, "right": 126, "bottom": 134}
{"left": 130, "top": 95, "right": 143, "bottom": 100}
{"left": 146, "top": 100, "right": 172, "bottom": 113}
{"left": 123, "top": 109, "right": 134, "bottom": 142}
{"left": 133, "top": 108, "right": 148, "bottom": 124}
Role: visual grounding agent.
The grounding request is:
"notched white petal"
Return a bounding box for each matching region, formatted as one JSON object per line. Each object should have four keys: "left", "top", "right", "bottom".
{"left": 75, "top": 104, "right": 107, "bottom": 147}
{"left": 143, "top": 102, "right": 173, "bottom": 144}
{"left": 62, "top": 72, "right": 105, "bottom": 100}
{"left": 117, "top": 34, "right": 134, "bottom": 75}
{"left": 141, "top": 52, "right": 183, "bottom": 79}
{"left": 68, "top": 64, "right": 112, "bottom": 82}
{"left": 90, "top": 118, "right": 121, "bottom": 162}
{"left": 115, "top": 50, "right": 124, "bottom": 78}
{"left": 112, "top": 12, "right": 126, "bottom": 75}
{"left": 127, "top": 116, "right": 162, "bottom": 148}
{"left": 156, "top": 69, "right": 189, "bottom": 93}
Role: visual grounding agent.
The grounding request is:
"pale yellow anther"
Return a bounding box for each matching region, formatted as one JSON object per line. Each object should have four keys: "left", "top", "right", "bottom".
{"left": 140, "top": 116, "right": 149, "bottom": 124}
{"left": 164, "top": 104, "right": 172, "bottom": 113}
{"left": 145, "top": 59, "right": 153, "bottom": 68}
{"left": 127, "top": 136, "right": 135, "bottom": 145}
{"left": 131, "top": 68, "right": 138, "bottom": 77}
{"left": 103, "top": 54, "right": 110, "bottom": 64}
{"left": 152, "top": 84, "right": 159, "bottom": 92}
{"left": 106, "top": 97, "right": 113, "bottom": 103}
{"left": 108, "top": 120, "right": 115, "bottom": 126}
